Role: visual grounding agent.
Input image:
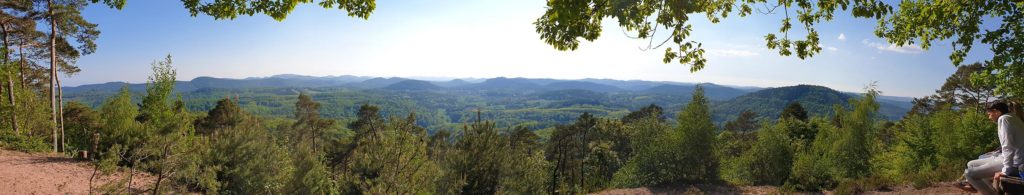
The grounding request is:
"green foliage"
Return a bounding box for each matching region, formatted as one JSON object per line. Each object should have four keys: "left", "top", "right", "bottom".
{"left": 180, "top": 0, "right": 376, "bottom": 21}
{"left": 62, "top": 101, "right": 101, "bottom": 155}
{"left": 139, "top": 97, "right": 198, "bottom": 193}
{"left": 206, "top": 121, "right": 295, "bottom": 194}
{"left": 545, "top": 112, "right": 633, "bottom": 194}
{"left": 726, "top": 119, "right": 797, "bottom": 185}
{"left": 434, "top": 117, "right": 551, "bottom": 194}
{"left": 195, "top": 98, "right": 246, "bottom": 134}
{"left": 97, "top": 144, "right": 125, "bottom": 175}
{"left": 288, "top": 145, "right": 336, "bottom": 194}
{"left": 716, "top": 130, "right": 754, "bottom": 158}
{"left": 138, "top": 55, "right": 177, "bottom": 125}
{"left": 536, "top": 0, "right": 1022, "bottom": 102}
{"left": 875, "top": 1, "right": 1023, "bottom": 98}
{"left": 339, "top": 115, "right": 440, "bottom": 194}
{"left": 174, "top": 136, "right": 220, "bottom": 193}
{"left": 621, "top": 104, "right": 663, "bottom": 124}
{"left": 451, "top": 118, "right": 506, "bottom": 194}
{"left": 826, "top": 89, "right": 879, "bottom": 180}
{"left": 713, "top": 85, "right": 863, "bottom": 122}
{"left": 290, "top": 93, "right": 335, "bottom": 150}
{"left": 785, "top": 118, "right": 840, "bottom": 191}
{"left": 724, "top": 110, "right": 759, "bottom": 132}
{"left": 781, "top": 102, "right": 809, "bottom": 121}
{"left": 98, "top": 86, "right": 143, "bottom": 154}
{"left": 41, "top": 0, "right": 108, "bottom": 75}
{"left": 545, "top": 112, "right": 597, "bottom": 194}
{"left": 669, "top": 86, "right": 719, "bottom": 182}
{"left": 784, "top": 89, "right": 883, "bottom": 191}
{"left": 0, "top": 130, "right": 51, "bottom": 153}
{"left": 500, "top": 127, "right": 550, "bottom": 194}
{"left": 611, "top": 111, "right": 670, "bottom": 188}
{"left": 534, "top": 0, "right": 890, "bottom": 70}
{"left": 872, "top": 107, "right": 996, "bottom": 186}
{"left": 614, "top": 87, "right": 718, "bottom": 187}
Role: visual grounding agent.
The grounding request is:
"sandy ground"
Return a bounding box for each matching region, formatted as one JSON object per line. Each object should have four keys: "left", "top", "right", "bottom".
{"left": 592, "top": 182, "right": 973, "bottom": 195}
{"left": 0, "top": 150, "right": 154, "bottom": 195}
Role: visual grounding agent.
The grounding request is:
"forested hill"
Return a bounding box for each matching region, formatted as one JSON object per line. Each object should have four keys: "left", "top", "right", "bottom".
{"left": 64, "top": 75, "right": 913, "bottom": 129}
{"left": 712, "top": 85, "right": 911, "bottom": 121}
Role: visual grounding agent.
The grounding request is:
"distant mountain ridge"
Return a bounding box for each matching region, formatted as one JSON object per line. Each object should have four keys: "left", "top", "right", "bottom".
{"left": 64, "top": 74, "right": 914, "bottom": 121}
{"left": 66, "top": 75, "right": 750, "bottom": 92}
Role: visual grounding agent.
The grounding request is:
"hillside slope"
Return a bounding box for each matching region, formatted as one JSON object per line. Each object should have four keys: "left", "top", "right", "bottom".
{"left": 712, "top": 85, "right": 909, "bottom": 122}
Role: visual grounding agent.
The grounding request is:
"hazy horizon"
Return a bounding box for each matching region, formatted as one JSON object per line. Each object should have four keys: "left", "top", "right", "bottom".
{"left": 66, "top": 73, "right": 925, "bottom": 99}
{"left": 66, "top": 0, "right": 998, "bottom": 97}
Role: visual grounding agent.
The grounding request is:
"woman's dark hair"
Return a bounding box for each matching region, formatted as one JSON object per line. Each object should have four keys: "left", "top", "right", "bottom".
{"left": 988, "top": 101, "right": 1011, "bottom": 114}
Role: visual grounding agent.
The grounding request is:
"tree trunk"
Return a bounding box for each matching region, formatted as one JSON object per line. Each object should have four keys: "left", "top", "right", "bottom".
{"left": 2, "top": 21, "right": 10, "bottom": 60}
{"left": 48, "top": 0, "right": 58, "bottom": 153}
{"left": 57, "top": 74, "right": 65, "bottom": 152}
{"left": 7, "top": 77, "right": 17, "bottom": 134}
{"left": 126, "top": 163, "right": 135, "bottom": 194}
{"left": 17, "top": 40, "right": 26, "bottom": 88}
{"left": 92, "top": 131, "right": 99, "bottom": 160}
{"left": 89, "top": 159, "right": 99, "bottom": 195}
{"left": 152, "top": 144, "right": 171, "bottom": 195}
{"left": 1, "top": 21, "right": 17, "bottom": 134}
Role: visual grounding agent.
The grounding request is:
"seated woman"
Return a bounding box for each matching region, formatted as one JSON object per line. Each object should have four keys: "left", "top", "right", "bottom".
{"left": 957, "top": 102, "right": 1024, "bottom": 194}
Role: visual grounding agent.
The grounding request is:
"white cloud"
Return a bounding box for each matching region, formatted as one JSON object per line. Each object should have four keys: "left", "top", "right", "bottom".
{"left": 837, "top": 33, "right": 846, "bottom": 41}
{"left": 862, "top": 39, "right": 924, "bottom": 54}
{"left": 819, "top": 43, "right": 839, "bottom": 52}
{"left": 707, "top": 49, "right": 761, "bottom": 57}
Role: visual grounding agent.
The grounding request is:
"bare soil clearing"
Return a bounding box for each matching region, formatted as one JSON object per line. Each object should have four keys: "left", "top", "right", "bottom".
{"left": 0, "top": 150, "right": 154, "bottom": 195}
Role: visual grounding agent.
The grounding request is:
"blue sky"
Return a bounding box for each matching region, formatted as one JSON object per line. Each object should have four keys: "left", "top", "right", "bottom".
{"left": 67, "top": 0, "right": 995, "bottom": 97}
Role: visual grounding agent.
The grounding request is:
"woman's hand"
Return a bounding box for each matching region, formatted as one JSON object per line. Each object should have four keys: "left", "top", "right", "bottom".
{"left": 995, "top": 172, "right": 1007, "bottom": 181}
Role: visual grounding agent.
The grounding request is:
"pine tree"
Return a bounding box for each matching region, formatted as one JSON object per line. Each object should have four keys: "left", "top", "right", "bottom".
{"left": 291, "top": 93, "right": 335, "bottom": 153}
{"left": 288, "top": 144, "right": 336, "bottom": 194}
{"left": 98, "top": 86, "right": 141, "bottom": 155}
{"left": 61, "top": 101, "right": 99, "bottom": 157}
{"left": 449, "top": 118, "right": 505, "bottom": 194}
{"left": 781, "top": 102, "right": 809, "bottom": 121}
{"left": 671, "top": 86, "right": 720, "bottom": 182}
{"left": 341, "top": 114, "right": 440, "bottom": 194}
{"left": 621, "top": 104, "right": 663, "bottom": 124}
{"left": 195, "top": 98, "right": 245, "bottom": 134}
{"left": 725, "top": 110, "right": 759, "bottom": 132}
{"left": 546, "top": 112, "right": 597, "bottom": 194}
{"left": 500, "top": 126, "right": 548, "bottom": 194}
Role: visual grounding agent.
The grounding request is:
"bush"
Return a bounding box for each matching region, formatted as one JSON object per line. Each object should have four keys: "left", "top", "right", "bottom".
{"left": 610, "top": 160, "right": 642, "bottom": 188}
{"left": 784, "top": 118, "right": 839, "bottom": 191}
{"left": 733, "top": 120, "right": 795, "bottom": 185}
{"left": 870, "top": 107, "right": 997, "bottom": 187}
{"left": 0, "top": 132, "right": 50, "bottom": 153}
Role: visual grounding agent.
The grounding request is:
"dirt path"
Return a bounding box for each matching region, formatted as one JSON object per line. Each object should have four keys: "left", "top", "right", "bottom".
{"left": 0, "top": 150, "right": 154, "bottom": 195}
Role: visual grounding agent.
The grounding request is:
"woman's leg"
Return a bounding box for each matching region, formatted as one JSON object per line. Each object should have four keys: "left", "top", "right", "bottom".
{"left": 966, "top": 157, "right": 1005, "bottom": 195}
